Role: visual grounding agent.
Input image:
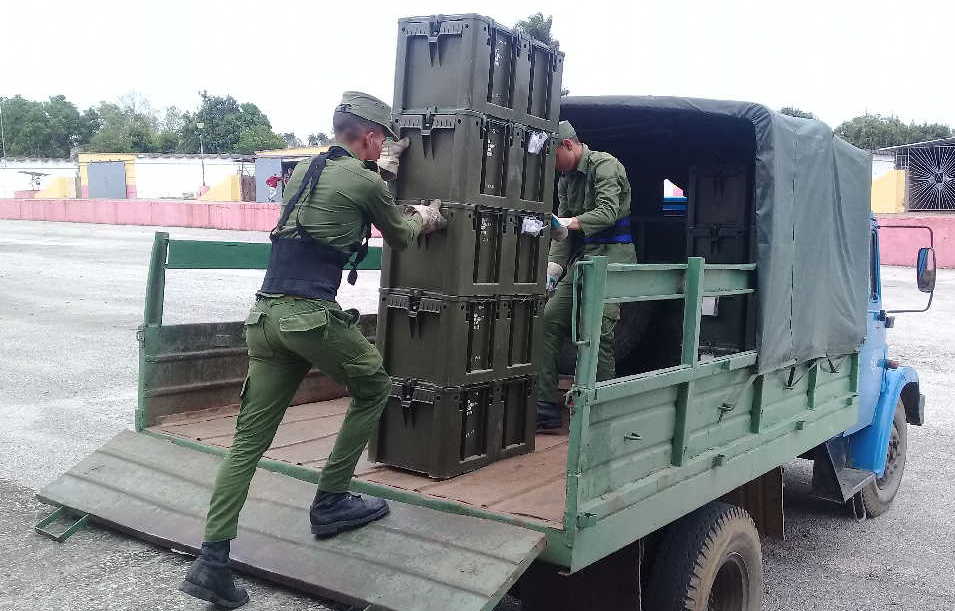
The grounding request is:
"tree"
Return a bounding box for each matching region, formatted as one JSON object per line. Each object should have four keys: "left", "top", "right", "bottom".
{"left": 87, "top": 99, "right": 160, "bottom": 153}
{"left": 780, "top": 107, "right": 816, "bottom": 120}
{"left": 835, "top": 113, "right": 952, "bottom": 150}
{"left": 280, "top": 132, "right": 302, "bottom": 148}
{"left": 177, "top": 92, "right": 285, "bottom": 154}
{"left": 307, "top": 132, "right": 331, "bottom": 146}
{"left": 515, "top": 13, "right": 555, "bottom": 46}
{"left": 0, "top": 94, "right": 90, "bottom": 157}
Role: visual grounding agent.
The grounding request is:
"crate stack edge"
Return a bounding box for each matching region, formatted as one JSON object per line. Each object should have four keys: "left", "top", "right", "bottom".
{"left": 372, "top": 13, "right": 564, "bottom": 479}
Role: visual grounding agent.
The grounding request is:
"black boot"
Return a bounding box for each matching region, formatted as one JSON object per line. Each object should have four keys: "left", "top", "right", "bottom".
{"left": 179, "top": 540, "right": 249, "bottom": 609}
{"left": 536, "top": 401, "right": 562, "bottom": 433}
{"left": 309, "top": 491, "right": 390, "bottom": 538}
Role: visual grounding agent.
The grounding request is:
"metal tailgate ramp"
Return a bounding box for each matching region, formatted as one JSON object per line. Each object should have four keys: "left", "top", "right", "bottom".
{"left": 37, "top": 431, "right": 546, "bottom": 611}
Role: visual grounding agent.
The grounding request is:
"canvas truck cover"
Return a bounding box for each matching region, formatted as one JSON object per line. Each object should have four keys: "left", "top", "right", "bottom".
{"left": 560, "top": 96, "right": 872, "bottom": 373}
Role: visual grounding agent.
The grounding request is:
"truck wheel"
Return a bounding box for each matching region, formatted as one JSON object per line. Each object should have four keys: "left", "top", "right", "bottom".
{"left": 861, "top": 400, "right": 907, "bottom": 517}
{"left": 646, "top": 502, "right": 761, "bottom": 611}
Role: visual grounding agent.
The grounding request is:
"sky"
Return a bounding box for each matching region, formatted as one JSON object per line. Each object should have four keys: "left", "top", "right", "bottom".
{"left": 3, "top": 0, "right": 953, "bottom": 137}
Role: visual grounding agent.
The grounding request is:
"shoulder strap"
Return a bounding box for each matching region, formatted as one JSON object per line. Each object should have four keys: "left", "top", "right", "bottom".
{"left": 271, "top": 146, "right": 349, "bottom": 237}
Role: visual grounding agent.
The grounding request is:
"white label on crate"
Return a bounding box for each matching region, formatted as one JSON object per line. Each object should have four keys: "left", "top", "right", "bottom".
{"left": 521, "top": 217, "right": 546, "bottom": 236}
{"left": 527, "top": 131, "right": 548, "bottom": 155}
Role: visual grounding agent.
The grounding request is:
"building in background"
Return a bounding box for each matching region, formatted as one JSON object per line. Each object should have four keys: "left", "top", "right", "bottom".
{"left": 254, "top": 146, "right": 329, "bottom": 202}
{"left": 0, "top": 158, "right": 79, "bottom": 198}
{"left": 77, "top": 153, "right": 254, "bottom": 201}
{"left": 873, "top": 137, "right": 955, "bottom": 213}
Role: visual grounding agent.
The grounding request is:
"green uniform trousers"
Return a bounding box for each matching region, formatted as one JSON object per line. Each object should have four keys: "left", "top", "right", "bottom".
{"left": 537, "top": 275, "right": 619, "bottom": 404}
{"left": 204, "top": 296, "right": 391, "bottom": 542}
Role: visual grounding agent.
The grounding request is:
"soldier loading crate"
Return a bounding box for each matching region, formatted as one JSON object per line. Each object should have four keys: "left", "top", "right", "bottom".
{"left": 179, "top": 91, "right": 448, "bottom": 608}
{"left": 371, "top": 14, "right": 566, "bottom": 478}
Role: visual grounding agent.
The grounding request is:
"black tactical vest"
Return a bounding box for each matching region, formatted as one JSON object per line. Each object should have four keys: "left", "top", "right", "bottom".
{"left": 260, "top": 147, "right": 370, "bottom": 300}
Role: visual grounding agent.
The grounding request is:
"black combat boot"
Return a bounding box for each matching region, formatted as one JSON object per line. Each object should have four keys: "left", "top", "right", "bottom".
{"left": 309, "top": 491, "right": 390, "bottom": 538}
{"left": 536, "top": 401, "right": 563, "bottom": 433}
{"left": 179, "top": 540, "right": 249, "bottom": 609}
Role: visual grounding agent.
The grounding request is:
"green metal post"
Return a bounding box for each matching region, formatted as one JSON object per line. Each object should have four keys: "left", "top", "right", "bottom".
{"left": 137, "top": 232, "right": 168, "bottom": 431}
{"left": 143, "top": 232, "right": 169, "bottom": 326}
{"left": 565, "top": 257, "right": 608, "bottom": 548}
{"left": 572, "top": 257, "right": 608, "bottom": 389}
{"left": 672, "top": 257, "right": 704, "bottom": 466}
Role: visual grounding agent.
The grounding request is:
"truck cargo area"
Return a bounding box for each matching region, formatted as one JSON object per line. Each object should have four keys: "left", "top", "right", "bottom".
{"left": 148, "top": 396, "right": 567, "bottom": 528}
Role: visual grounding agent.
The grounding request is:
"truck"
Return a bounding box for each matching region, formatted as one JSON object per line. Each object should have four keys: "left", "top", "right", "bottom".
{"left": 35, "top": 95, "right": 935, "bottom": 611}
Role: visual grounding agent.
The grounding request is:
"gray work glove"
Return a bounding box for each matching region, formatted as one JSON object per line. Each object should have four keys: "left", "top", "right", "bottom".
{"left": 410, "top": 199, "right": 448, "bottom": 234}
{"left": 378, "top": 137, "right": 410, "bottom": 181}
{"left": 546, "top": 262, "right": 564, "bottom": 293}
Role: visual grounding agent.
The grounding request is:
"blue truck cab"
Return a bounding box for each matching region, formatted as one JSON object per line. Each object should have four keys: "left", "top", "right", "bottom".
{"left": 817, "top": 218, "right": 934, "bottom": 515}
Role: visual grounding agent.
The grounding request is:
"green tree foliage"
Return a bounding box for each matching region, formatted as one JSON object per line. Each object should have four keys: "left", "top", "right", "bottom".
{"left": 515, "top": 14, "right": 566, "bottom": 95}
{"left": 307, "top": 132, "right": 331, "bottom": 146}
{"left": 835, "top": 113, "right": 952, "bottom": 150}
{"left": 515, "top": 12, "right": 555, "bottom": 45}
{"left": 780, "top": 107, "right": 816, "bottom": 120}
{"left": 0, "top": 94, "right": 91, "bottom": 157}
{"left": 88, "top": 95, "right": 161, "bottom": 153}
{"left": 177, "top": 92, "right": 285, "bottom": 154}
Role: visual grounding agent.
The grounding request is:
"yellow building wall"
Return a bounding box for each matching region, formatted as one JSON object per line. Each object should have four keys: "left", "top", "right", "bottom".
{"left": 871, "top": 170, "right": 906, "bottom": 213}
{"left": 36, "top": 176, "right": 77, "bottom": 198}
{"left": 199, "top": 174, "right": 243, "bottom": 202}
{"left": 77, "top": 153, "right": 137, "bottom": 194}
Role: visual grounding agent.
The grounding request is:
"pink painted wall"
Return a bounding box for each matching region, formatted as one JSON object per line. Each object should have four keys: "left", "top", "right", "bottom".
{"left": 0, "top": 198, "right": 384, "bottom": 237}
{"left": 877, "top": 214, "right": 955, "bottom": 268}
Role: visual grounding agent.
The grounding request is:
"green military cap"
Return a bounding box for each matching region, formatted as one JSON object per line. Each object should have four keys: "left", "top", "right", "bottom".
{"left": 557, "top": 120, "right": 577, "bottom": 141}
{"left": 336, "top": 91, "right": 398, "bottom": 139}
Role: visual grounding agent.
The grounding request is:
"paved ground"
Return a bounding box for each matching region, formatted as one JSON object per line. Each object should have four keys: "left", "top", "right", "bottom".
{"left": 1, "top": 219, "right": 953, "bottom": 610}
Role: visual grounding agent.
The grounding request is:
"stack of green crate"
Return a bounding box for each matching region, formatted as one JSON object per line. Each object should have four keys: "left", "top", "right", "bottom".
{"left": 369, "top": 13, "right": 564, "bottom": 479}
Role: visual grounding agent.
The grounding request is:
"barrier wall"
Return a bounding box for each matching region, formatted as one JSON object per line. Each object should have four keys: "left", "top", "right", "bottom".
{"left": 0, "top": 198, "right": 281, "bottom": 231}
{"left": 878, "top": 214, "right": 955, "bottom": 268}
{"left": 0, "top": 197, "right": 384, "bottom": 237}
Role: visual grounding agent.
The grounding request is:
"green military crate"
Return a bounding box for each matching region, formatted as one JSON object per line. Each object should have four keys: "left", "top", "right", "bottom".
{"left": 381, "top": 202, "right": 550, "bottom": 295}
{"left": 395, "top": 111, "right": 556, "bottom": 213}
{"left": 394, "top": 14, "right": 564, "bottom": 130}
{"left": 377, "top": 289, "right": 544, "bottom": 385}
{"left": 369, "top": 375, "right": 536, "bottom": 479}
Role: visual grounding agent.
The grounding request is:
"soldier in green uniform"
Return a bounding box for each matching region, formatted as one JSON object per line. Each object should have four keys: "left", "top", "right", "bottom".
{"left": 537, "top": 120, "right": 637, "bottom": 432}
{"left": 179, "top": 92, "right": 446, "bottom": 608}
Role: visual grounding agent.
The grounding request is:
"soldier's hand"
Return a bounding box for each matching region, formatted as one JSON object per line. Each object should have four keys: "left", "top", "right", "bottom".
{"left": 411, "top": 199, "right": 448, "bottom": 234}
{"left": 546, "top": 262, "right": 564, "bottom": 293}
{"left": 550, "top": 215, "right": 569, "bottom": 241}
{"left": 378, "top": 137, "right": 410, "bottom": 181}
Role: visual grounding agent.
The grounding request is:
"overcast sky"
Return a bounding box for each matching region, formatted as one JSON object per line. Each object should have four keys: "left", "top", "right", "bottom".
{"left": 3, "top": 0, "right": 952, "bottom": 137}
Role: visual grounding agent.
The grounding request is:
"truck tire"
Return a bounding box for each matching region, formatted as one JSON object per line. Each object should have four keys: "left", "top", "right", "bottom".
{"left": 646, "top": 502, "right": 762, "bottom": 611}
{"left": 861, "top": 400, "right": 907, "bottom": 517}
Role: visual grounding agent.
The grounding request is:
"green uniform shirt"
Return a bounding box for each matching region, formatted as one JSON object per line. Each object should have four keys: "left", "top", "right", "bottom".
{"left": 274, "top": 146, "right": 422, "bottom": 253}
{"left": 549, "top": 145, "right": 637, "bottom": 266}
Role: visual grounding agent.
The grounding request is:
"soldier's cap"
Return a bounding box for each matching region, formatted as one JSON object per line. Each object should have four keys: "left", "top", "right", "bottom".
{"left": 335, "top": 91, "right": 398, "bottom": 139}
{"left": 557, "top": 120, "right": 577, "bottom": 141}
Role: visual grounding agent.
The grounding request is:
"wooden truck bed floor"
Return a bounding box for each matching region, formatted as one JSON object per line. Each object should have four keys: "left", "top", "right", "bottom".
{"left": 148, "top": 398, "right": 567, "bottom": 528}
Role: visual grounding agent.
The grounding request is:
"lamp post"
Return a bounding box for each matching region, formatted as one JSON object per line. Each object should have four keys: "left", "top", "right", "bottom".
{"left": 196, "top": 121, "right": 206, "bottom": 187}
{"left": 0, "top": 100, "right": 6, "bottom": 158}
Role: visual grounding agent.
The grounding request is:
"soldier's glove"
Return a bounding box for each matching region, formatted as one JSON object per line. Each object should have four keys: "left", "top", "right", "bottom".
{"left": 550, "top": 215, "right": 569, "bottom": 241}
{"left": 378, "top": 137, "right": 410, "bottom": 181}
{"left": 411, "top": 199, "right": 448, "bottom": 234}
{"left": 546, "top": 262, "right": 564, "bottom": 293}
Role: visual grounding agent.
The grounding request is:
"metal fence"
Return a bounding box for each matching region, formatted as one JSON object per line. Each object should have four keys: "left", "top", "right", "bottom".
{"left": 895, "top": 146, "right": 955, "bottom": 210}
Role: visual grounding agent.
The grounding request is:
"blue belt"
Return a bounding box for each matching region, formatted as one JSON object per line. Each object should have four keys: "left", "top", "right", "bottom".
{"left": 583, "top": 216, "right": 634, "bottom": 244}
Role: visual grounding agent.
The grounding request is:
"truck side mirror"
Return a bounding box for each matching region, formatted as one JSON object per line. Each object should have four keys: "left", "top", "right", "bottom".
{"left": 916, "top": 247, "right": 936, "bottom": 293}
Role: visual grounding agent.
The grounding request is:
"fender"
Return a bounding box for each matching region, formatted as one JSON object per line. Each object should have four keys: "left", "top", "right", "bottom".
{"left": 848, "top": 366, "right": 918, "bottom": 476}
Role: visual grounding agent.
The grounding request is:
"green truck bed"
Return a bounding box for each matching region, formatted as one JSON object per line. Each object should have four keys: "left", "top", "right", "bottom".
{"left": 39, "top": 233, "right": 859, "bottom": 607}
